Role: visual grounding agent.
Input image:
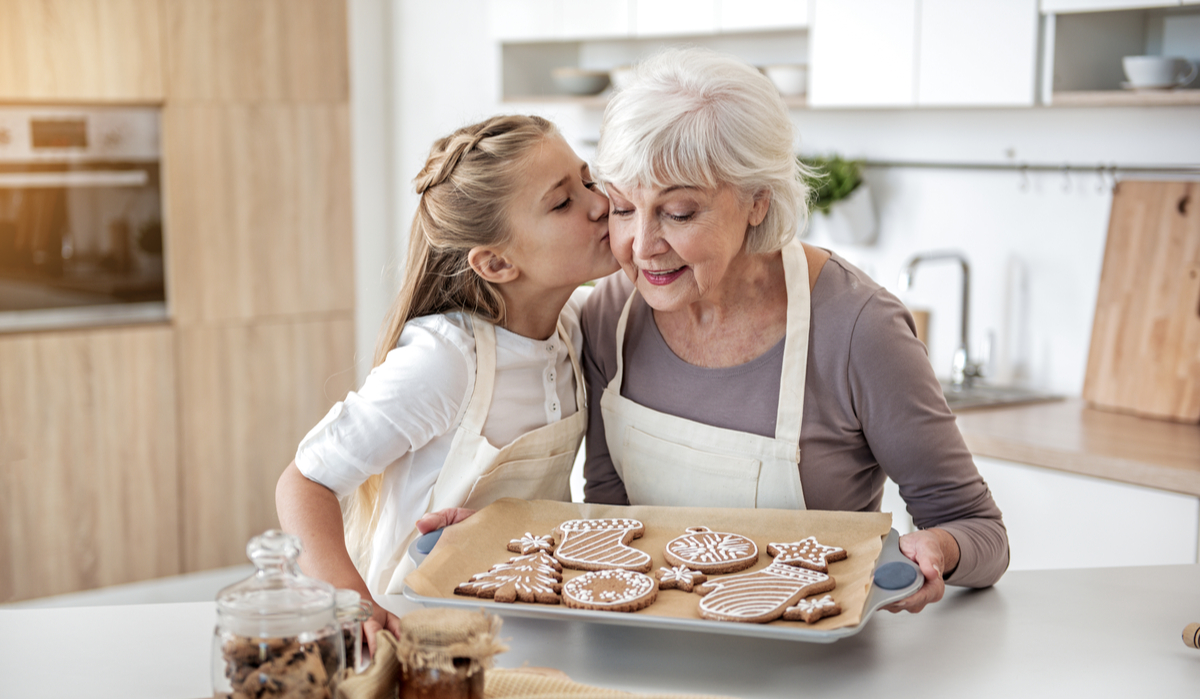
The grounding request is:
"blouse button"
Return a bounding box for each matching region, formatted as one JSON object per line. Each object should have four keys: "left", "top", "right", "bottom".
{"left": 548, "top": 371, "right": 555, "bottom": 382}
{"left": 550, "top": 402, "right": 559, "bottom": 412}
{"left": 546, "top": 343, "right": 556, "bottom": 353}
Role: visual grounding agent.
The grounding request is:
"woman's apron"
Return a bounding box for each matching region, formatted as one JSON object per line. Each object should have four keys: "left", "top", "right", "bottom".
{"left": 599, "top": 239, "right": 811, "bottom": 509}
{"left": 384, "top": 316, "right": 586, "bottom": 594}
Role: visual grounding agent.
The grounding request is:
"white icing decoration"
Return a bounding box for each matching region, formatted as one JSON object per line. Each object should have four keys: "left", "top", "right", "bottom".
{"left": 769, "top": 537, "right": 845, "bottom": 571}
{"left": 696, "top": 561, "right": 831, "bottom": 622}
{"left": 659, "top": 565, "right": 699, "bottom": 585}
{"left": 509, "top": 532, "right": 554, "bottom": 554}
{"left": 793, "top": 595, "right": 837, "bottom": 614}
{"left": 562, "top": 569, "right": 656, "bottom": 608}
{"left": 459, "top": 552, "right": 561, "bottom": 598}
{"left": 554, "top": 519, "right": 651, "bottom": 571}
{"left": 667, "top": 527, "right": 757, "bottom": 566}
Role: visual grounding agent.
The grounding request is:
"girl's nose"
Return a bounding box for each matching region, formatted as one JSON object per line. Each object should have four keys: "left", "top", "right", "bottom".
{"left": 587, "top": 187, "right": 609, "bottom": 222}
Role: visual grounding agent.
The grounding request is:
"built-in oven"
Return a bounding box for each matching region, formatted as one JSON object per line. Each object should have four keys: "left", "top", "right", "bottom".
{"left": 0, "top": 106, "right": 166, "bottom": 332}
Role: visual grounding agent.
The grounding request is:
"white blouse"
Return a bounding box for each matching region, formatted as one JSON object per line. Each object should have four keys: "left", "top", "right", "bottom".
{"left": 295, "top": 288, "right": 588, "bottom": 603}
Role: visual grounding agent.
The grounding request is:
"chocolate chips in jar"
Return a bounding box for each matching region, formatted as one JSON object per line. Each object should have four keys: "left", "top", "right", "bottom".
{"left": 394, "top": 609, "right": 507, "bottom": 699}
{"left": 218, "top": 633, "right": 341, "bottom": 699}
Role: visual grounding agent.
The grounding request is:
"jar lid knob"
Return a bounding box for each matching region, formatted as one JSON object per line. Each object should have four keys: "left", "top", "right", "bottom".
{"left": 246, "top": 529, "right": 302, "bottom": 567}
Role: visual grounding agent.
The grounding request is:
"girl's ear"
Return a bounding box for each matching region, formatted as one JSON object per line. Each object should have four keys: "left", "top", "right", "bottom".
{"left": 467, "top": 246, "right": 519, "bottom": 284}
{"left": 748, "top": 188, "right": 771, "bottom": 227}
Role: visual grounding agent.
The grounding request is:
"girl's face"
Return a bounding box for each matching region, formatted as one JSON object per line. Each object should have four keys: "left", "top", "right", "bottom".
{"left": 504, "top": 135, "right": 618, "bottom": 292}
{"left": 605, "top": 181, "right": 767, "bottom": 312}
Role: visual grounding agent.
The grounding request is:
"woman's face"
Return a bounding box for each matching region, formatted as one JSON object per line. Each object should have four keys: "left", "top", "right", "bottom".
{"left": 606, "top": 181, "right": 767, "bottom": 311}
{"left": 504, "top": 135, "right": 618, "bottom": 292}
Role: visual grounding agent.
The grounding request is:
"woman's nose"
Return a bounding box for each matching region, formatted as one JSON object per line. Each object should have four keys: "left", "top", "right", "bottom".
{"left": 632, "top": 218, "right": 666, "bottom": 259}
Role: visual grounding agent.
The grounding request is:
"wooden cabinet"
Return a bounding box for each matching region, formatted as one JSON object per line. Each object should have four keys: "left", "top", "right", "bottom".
{"left": 809, "top": 0, "right": 917, "bottom": 107}
{"left": 177, "top": 314, "right": 355, "bottom": 572}
{"left": 0, "top": 0, "right": 164, "bottom": 101}
{"left": 164, "top": 103, "right": 354, "bottom": 323}
{"left": 974, "top": 456, "right": 1199, "bottom": 570}
{"left": 162, "top": 0, "right": 348, "bottom": 102}
{"left": 0, "top": 325, "right": 180, "bottom": 602}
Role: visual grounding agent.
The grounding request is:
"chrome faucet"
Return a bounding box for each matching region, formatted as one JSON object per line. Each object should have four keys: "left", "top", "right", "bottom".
{"left": 898, "top": 251, "right": 983, "bottom": 389}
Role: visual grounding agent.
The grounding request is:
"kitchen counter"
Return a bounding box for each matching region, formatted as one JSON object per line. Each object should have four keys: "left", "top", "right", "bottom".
{"left": 955, "top": 398, "right": 1200, "bottom": 498}
{"left": 3, "top": 564, "right": 1199, "bottom": 698}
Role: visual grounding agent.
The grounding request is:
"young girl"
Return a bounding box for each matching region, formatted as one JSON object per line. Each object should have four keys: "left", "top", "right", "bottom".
{"left": 276, "top": 115, "right": 616, "bottom": 645}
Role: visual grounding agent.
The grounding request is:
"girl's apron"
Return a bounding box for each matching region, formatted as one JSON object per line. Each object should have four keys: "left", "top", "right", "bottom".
{"left": 384, "top": 317, "right": 586, "bottom": 594}
{"left": 599, "top": 238, "right": 811, "bottom": 509}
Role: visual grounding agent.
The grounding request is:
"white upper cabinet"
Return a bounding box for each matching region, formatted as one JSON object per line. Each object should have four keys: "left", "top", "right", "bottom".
{"left": 917, "top": 0, "right": 1039, "bottom": 106}
{"left": 809, "top": 0, "right": 919, "bottom": 107}
{"left": 718, "top": 0, "right": 809, "bottom": 32}
{"left": 634, "top": 0, "right": 718, "bottom": 37}
{"left": 489, "top": 0, "right": 563, "bottom": 41}
{"left": 563, "top": 0, "right": 633, "bottom": 39}
{"left": 1041, "top": 0, "right": 1180, "bottom": 12}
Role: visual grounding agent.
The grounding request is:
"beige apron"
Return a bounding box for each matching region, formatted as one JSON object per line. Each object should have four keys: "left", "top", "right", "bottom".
{"left": 385, "top": 316, "right": 586, "bottom": 593}
{"left": 599, "top": 239, "right": 811, "bottom": 509}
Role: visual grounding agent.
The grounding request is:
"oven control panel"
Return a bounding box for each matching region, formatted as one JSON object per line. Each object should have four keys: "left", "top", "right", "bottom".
{"left": 0, "top": 107, "right": 159, "bottom": 163}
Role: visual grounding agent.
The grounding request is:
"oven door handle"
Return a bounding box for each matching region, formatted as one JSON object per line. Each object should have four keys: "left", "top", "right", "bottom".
{"left": 0, "top": 170, "right": 149, "bottom": 188}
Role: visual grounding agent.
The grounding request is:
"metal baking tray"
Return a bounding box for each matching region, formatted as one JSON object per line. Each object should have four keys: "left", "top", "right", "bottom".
{"left": 403, "top": 528, "right": 922, "bottom": 643}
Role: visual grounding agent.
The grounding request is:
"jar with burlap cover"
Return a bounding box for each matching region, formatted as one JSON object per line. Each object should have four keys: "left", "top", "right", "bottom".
{"left": 396, "top": 608, "right": 506, "bottom": 698}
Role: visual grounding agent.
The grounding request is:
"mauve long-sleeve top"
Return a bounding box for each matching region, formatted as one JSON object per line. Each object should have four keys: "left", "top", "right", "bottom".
{"left": 580, "top": 251, "right": 1009, "bottom": 588}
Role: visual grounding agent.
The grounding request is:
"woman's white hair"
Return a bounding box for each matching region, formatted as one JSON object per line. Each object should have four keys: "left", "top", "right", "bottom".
{"left": 594, "top": 47, "right": 808, "bottom": 254}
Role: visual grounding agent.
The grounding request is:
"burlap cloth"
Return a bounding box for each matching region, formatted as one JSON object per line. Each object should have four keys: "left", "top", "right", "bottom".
{"left": 337, "top": 630, "right": 724, "bottom": 699}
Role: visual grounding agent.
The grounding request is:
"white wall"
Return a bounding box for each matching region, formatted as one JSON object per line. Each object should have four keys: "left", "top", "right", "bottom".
{"left": 351, "top": 0, "right": 1200, "bottom": 396}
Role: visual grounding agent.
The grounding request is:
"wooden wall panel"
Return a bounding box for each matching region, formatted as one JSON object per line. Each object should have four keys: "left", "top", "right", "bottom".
{"left": 177, "top": 313, "right": 355, "bottom": 572}
{"left": 0, "top": 0, "right": 163, "bottom": 101}
{"left": 163, "top": 0, "right": 348, "bottom": 102}
{"left": 164, "top": 103, "right": 355, "bottom": 323}
{"left": 0, "top": 325, "right": 179, "bottom": 602}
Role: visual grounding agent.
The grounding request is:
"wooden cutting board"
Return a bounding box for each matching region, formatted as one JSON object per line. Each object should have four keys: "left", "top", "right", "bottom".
{"left": 1083, "top": 180, "right": 1200, "bottom": 423}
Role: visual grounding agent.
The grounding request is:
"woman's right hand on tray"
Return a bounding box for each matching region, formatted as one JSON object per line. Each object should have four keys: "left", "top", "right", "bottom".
{"left": 416, "top": 507, "right": 477, "bottom": 534}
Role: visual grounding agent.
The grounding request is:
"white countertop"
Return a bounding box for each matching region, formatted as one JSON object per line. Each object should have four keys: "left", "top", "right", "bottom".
{"left": 3, "top": 564, "right": 1200, "bottom": 698}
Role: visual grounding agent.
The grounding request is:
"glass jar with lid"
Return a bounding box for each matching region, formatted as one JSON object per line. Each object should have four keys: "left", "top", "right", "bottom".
{"left": 211, "top": 530, "right": 345, "bottom": 699}
{"left": 335, "top": 589, "right": 373, "bottom": 674}
{"left": 395, "top": 608, "right": 507, "bottom": 699}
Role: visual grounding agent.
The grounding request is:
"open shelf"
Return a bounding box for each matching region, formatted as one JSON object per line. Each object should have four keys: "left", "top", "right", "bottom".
{"left": 1051, "top": 89, "right": 1200, "bottom": 106}
{"left": 502, "top": 92, "right": 808, "bottom": 110}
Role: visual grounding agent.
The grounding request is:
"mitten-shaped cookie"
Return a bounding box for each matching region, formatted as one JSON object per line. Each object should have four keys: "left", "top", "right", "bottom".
{"left": 552, "top": 518, "right": 653, "bottom": 573}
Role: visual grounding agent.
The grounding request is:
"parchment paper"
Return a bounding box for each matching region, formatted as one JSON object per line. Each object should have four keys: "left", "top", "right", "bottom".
{"left": 405, "top": 499, "right": 893, "bottom": 632}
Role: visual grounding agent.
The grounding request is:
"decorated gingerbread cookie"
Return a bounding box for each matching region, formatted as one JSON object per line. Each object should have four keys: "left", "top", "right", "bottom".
{"left": 562, "top": 569, "right": 658, "bottom": 612}
{"left": 782, "top": 594, "right": 842, "bottom": 623}
{"left": 553, "top": 519, "right": 653, "bottom": 573}
{"left": 507, "top": 532, "right": 555, "bottom": 555}
{"left": 695, "top": 560, "right": 835, "bottom": 623}
{"left": 454, "top": 552, "right": 563, "bottom": 604}
{"left": 655, "top": 565, "right": 707, "bottom": 592}
{"left": 664, "top": 526, "right": 758, "bottom": 574}
{"left": 767, "top": 536, "right": 847, "bottom": 573}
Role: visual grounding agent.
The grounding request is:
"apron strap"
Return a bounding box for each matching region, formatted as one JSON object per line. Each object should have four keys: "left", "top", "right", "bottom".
{"left": 559, "top": 320, "right": 587, "bottom": 414}
{"left": 458, "top": 316, "right": 496, "bottom": 435}
{"left": 607, "top": 290, "right": 638, "bottom": 395}
{"left": 775, "top": 239, "right": 811, "bottom": 449}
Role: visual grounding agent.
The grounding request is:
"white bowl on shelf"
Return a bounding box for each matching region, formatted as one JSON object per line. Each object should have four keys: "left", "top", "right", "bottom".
{"left": 609, "top": 65, "right": 636, "bottom": 92}
{"left": 764, "top": 64, "right": 808, "bottom": 97}
{"left": 551, "top": 67, "right": 611, "bottom": 96}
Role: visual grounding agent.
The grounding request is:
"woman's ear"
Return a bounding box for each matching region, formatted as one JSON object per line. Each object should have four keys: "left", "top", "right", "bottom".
{"left": 467, "top": 246, "right": 519, "bottom": 284}
{"left": 748, "top": 189, "right": 771, "bottom": 227}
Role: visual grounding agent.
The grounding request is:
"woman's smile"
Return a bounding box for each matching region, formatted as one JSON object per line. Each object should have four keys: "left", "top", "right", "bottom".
{"left": 641, "top": 266, "right": 688, "bottom": 285}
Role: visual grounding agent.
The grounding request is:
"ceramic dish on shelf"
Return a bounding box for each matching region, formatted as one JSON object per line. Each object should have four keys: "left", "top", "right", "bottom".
{"left": 403, "top": 527, "right": 921, "bottom": 644}
{"left": 551, "top": 67, "right": 611, "bottom": 96}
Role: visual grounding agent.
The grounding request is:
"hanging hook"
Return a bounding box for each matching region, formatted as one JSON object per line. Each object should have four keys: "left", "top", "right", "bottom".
{"left": 1061, "top": 164, "right": 1072, "bottom": 193}
{"left": 1095, "top": 164, "right": 1106, "bottom": 194}
{"left": 1018, "top": 164, "right": 1029, "bottom": 192}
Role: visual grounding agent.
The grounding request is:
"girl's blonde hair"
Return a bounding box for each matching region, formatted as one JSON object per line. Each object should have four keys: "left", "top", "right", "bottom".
{"left": 344, "top": 114, "right": 558, "bottom": 566}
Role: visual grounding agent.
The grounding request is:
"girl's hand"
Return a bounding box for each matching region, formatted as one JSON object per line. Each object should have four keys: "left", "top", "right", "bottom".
{"left": 415, "top": 507, "right": 477, "bottom": 534}
{"left": 362, "top": 606, "right": 402, "bottom": 657}
{"left": 882, "top": 528, "right": 960, "bottom": 614}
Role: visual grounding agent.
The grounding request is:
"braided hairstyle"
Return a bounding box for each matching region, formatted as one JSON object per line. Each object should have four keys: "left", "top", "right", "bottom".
{"left": 346, "top": 114, "right": 557, "bottom": 565}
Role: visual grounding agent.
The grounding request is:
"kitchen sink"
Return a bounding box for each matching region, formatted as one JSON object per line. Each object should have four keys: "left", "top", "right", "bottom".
{"left": 941, "top": 382, "right": 1063, "bottom": 411}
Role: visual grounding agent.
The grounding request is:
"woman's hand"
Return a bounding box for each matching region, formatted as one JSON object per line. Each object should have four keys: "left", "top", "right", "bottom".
{"left": 415, "top": 507, "right": 477, "bottom": 534}
{"left": 883, "top": 528, "right": 961, "bottom": 614}
{"left": 362, "top": 605, "right": 403, "bottom": 657}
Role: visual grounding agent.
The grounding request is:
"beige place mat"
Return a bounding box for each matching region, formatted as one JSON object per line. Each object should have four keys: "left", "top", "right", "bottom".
{"left": 486, "top": 667, "right": 727, "bottom": 699}
{"left": 405, "top": 499, "right": 892, "bottom": 633}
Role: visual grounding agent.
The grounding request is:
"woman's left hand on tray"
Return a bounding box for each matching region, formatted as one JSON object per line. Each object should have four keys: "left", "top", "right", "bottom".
{"left": 883, "top": 528, "right": 961, "bottom": 614}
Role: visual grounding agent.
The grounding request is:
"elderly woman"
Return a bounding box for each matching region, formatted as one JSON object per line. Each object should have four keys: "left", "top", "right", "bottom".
{"left": 581, "top": 47, "right": 1008, "bottom": 612}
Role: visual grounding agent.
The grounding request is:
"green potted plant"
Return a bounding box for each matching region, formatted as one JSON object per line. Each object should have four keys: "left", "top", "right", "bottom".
{"left": 798, "top": 154, "right": 877, "bottom": 246}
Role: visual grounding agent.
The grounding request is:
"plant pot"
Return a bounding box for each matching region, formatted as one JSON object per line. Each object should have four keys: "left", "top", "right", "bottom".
{"left": 807, "top": 182, "right": 878, "bottom": 246}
